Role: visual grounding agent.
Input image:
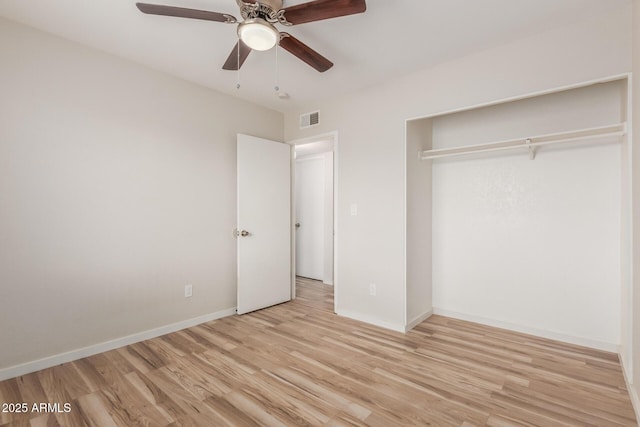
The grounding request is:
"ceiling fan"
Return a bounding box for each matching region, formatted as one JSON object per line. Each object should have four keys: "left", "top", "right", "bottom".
{"left": 136, "top": 0, "right": 367, "bottom": 73}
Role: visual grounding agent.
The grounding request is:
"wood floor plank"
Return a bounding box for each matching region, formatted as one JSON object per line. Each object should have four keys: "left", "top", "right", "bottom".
{"left": 224, "top": 390, "right": 289, "bottom": 427}
{"left": 27, "top": 413, "right": 61, "bottom": 427}
{"left": 140, "top": 368, "right": 225, "bottom": 425}
{"left": 200, "top": 394, "right": 261, "bottom": 426}
{"left": 15, "top": 374, "right": 48, "bottom": 409}
{"left": 0, "top": 277, "right": 636, "bottom": 426}
{"left": 36, "top": 369, "right": 87, "bottom": 426}
{"left": 0, "top": 378, "right": 25, "bottom": 424}
{"left": 75, "top": 393, "right": 117, "bottom": 427}
{"left": 122, "top": 371, "right": 175, "bottom": 424}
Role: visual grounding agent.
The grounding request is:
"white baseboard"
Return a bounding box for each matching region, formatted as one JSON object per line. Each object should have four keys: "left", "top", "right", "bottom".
{"left": 620, "top": 356, "right": 640, "bottom": 424}
{"left": 628, "top": 385, "right": 640, "bottom": 427}
{"left": 0, "top": 307, "right": 236, "bottom": 382}
{"left": 336, "top": 309, "right": 405, "bottom": 333}
{"left": 405, "top": 309, "right": 433, "bottom": 332}
{"left": 432, "top": 308, "right": 618, "bottom": 353}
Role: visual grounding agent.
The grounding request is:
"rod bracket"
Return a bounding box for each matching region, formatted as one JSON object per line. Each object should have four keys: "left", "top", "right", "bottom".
{"left": 526, "top": 138, "right": 535, "bottom": 160}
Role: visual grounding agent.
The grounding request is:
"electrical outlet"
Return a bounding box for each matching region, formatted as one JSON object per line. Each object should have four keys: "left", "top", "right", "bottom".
{"left": 185, "top": 284, "right": 193, "bottom": 298}
{"left": 350, "top": 203, "right": 358, "bottom": 216}
{"left": 369, "top": 283, "right": 376, "bottom": 296}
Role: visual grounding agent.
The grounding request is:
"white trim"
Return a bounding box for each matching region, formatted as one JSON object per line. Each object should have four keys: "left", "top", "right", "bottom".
{"left": 433, "top": 308, "right": 618, "bottom": 353}
{"left": 333, "top": 134, "right": 338, "bottom": 313}
{"left": 620, "top": 356, "right": 640, "bottom": 423}
{"left": 336, "top": 309, "right": 405, "bottom": 333}
{"left": 402, "top": 114, "right": 408, "bottom": 331}
{"left": 405, "top": 309, "right": 433, "bottom": 332}
{"left": 288, "top": 131, "right": 338, "bottom": 146}
{"left": 296, "top": 153, "right": 326, "bottom": 162}
{"left": 623, "top": 72, "right": 634, "bottom": 381}
{"left": 0, "top": 307, "right": 236, "bottom": 381}
{"left": 290, "top": 143, "right": 296, "bottom": 300}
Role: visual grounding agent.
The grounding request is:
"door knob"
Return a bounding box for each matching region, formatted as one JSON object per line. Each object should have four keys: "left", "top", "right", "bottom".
{"left": 295, "top": 223, "right": 301, "bottom": 228}
{"left": 234, "top": 229, "right": 251, "bottom": 237}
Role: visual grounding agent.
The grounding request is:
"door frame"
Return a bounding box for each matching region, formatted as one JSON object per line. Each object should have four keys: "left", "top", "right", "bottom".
{"left": 289, "top": 131, "right": 338, "bottom": 313}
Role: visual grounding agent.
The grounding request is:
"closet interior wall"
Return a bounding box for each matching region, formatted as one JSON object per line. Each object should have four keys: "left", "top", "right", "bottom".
{"left": 406, "top": 79, "right": 628, "bottom": 351}
{"left": 406, "top": 119, "right": 434, "bottom": 328}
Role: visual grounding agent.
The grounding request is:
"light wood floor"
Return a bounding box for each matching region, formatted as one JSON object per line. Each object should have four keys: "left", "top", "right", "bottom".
{"left": 0, "top": 278, "right": 636, "bottom": 426}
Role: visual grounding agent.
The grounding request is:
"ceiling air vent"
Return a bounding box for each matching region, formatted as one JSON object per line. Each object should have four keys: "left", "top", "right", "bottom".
{"left": 300, "top": 111, "right": 320, "bottom": 129}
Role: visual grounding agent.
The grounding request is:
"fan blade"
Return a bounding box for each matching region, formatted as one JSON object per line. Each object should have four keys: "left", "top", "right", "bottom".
{"left": 222, "top": 41, "right": 252, "bottom": 70}
{"left": 136, "top": 3, "right": 236, "bottom": 23}
{"left": 279, "top": 34, "right": 333, "bottom": 72}
{"left": 283, "top": 0, "right": 366, "bottom": 25}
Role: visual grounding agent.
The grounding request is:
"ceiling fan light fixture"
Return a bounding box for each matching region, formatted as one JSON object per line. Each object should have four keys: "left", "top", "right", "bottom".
{"left": 237, "top": 18, "right": 279, "bottom": 51}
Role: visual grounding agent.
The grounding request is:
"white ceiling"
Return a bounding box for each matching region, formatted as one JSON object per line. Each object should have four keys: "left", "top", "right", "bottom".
{"left": 0, "top": 0, "right": 629, "bottom": 112}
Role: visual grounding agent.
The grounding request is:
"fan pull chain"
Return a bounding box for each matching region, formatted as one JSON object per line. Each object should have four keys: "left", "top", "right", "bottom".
{"left": 236, "top": 42, "right": 241, "bottom": 90}
{"left": 274, "top": 43, "right": 280, "bottom": 93}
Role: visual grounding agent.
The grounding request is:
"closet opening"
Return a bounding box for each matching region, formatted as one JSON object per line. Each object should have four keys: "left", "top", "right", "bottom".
{"left": 405, "top": 76, "right": 632, "bottom": 372}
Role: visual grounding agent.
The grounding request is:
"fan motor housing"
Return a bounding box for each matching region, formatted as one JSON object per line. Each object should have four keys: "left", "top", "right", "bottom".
{"left": 238, "top": 0, "right": 285, "bottom": 23}
{"left": 260, "top": 0, "right": 283, "bottom": 11}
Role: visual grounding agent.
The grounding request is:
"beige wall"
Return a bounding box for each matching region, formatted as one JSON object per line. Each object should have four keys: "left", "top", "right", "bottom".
{"left": 284, "top": 4, "right": 631, "bottom": 331}
{"left": 0, "top": 17, "right": 283, "bottom": 372}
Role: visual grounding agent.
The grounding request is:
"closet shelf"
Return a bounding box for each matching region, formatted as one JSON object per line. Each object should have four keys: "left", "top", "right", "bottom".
{"left": 420, "top": 122, "right": 626, "bottom": 161}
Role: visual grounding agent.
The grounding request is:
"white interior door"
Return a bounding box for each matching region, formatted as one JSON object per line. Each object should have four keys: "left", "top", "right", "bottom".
{"left": 295, "top": 157, "right": 324, "bottom": 280}
{"left": 237, "top": 134, "right": 291, "bottom": 315}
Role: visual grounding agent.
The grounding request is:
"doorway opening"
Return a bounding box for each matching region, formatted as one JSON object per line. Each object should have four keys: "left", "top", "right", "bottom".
{"left": 295, "top": 276, "right": 334, "bottom": 313}
{"left": 292, "top": 133, "right": 337, "bottom": 313}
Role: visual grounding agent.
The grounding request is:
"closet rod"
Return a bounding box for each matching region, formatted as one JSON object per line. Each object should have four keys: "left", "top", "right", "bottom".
{"left": 420, "top": 122, "right": 626, "bottom": 160}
